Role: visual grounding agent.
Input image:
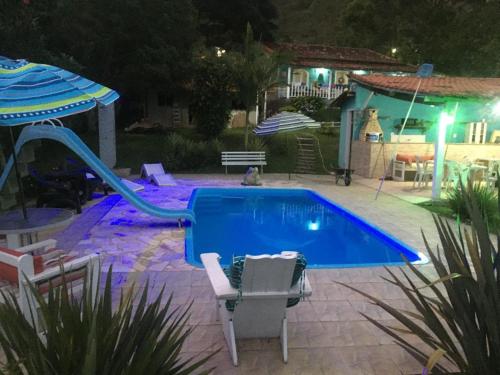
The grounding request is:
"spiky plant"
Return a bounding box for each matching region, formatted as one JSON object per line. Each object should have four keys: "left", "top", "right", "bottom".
{"left": 0, "top": 267, "right": 216, "bottom": 374}
{"left": 339, "top": 182, "right": 500, "bottom": 374}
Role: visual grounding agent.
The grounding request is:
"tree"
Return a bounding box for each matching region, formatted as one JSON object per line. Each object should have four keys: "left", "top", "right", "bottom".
{"left": 337, "top": 0, "right": 500, "bottom": 76}
{"left": 191, "top": 52, "right": 236, "bottom": 139}
{"left": 234, "top": 23, "right": 288, "bottom": 149}
{"left": 193, "top": 0, "right": 278, "bottom": 48}
{"left": 1, "top": 0, "right": 200, "bottom": 111}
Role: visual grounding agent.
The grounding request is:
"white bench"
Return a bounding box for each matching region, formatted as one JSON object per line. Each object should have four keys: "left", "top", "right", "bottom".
{"left": 221, "top": 151, "right": 267, "bottom": 174}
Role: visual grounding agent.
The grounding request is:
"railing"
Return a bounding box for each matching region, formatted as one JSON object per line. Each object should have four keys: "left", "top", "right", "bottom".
{"left": 276, "top": 84, "right": 348, "bottom": 100}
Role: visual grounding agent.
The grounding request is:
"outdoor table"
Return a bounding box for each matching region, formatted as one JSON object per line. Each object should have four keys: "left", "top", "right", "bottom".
{"left": 0, "top": 208, "right": 73, "bottom": 248}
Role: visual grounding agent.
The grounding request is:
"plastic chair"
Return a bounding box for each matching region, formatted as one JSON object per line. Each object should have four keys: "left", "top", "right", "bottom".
{"left": 413, "top": 157, "right": 433, "bottom": 188}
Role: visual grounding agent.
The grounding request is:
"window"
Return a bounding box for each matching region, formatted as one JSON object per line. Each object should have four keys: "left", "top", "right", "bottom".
{"left": 466, "top": 120, "right": 487, "bottom": 144}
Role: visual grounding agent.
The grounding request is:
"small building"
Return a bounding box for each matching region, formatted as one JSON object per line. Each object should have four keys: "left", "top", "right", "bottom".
{"left": 335, "top": 74, "right": 500, "bottom": 179}
{"left": 264, "top": 43, "right": 416, "bottom": 101}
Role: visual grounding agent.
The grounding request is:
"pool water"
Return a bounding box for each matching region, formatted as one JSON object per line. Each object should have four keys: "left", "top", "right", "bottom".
{"left": 185, "top": 188, "right": 424, "bottom": 268}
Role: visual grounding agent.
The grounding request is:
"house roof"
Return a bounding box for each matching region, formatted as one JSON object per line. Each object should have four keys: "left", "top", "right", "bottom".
{"left": 350, "top": 74, "right": 500, "bottom": 99}
{"left": 263, "top": 43, "right": 416, "bottom": 73}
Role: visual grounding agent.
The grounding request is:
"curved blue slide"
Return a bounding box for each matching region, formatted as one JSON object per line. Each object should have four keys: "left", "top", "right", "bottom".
{"left": 0, "top": 125, "right": 195, "bottom": 222}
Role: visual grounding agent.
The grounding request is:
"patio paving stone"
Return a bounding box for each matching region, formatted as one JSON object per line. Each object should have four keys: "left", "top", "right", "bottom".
{"left": 2, "top": 173, "right": 457, "bottom": 374}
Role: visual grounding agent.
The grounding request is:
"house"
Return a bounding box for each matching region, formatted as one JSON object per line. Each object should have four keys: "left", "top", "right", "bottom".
{"left": 335, "top": 74, "right": 500, "bottom": 179}
{"left": 264, "top": 43, "right": 416, "bottom": 101}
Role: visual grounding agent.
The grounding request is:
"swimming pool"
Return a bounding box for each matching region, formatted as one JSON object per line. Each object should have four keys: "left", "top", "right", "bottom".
{"left": 185, "top": 188, "right": 426, "bottom": 268}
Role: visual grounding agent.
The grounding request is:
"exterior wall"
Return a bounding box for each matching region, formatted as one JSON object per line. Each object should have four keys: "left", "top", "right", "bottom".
{"left": 339, "top": 85, "right": 500, "bottom": 172}
{"left": 350, "top": 86, "right": 500, "bottom": 143}
{"left": 351, "top": 141, "right": 500, "bottom": 178}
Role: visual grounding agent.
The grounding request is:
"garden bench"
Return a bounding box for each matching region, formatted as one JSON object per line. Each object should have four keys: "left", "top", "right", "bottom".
{"left": 221, "top": 151, "right": 267, "bottom": 174}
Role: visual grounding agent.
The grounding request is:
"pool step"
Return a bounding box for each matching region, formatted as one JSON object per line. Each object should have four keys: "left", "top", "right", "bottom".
{"left": 194, "top": 196, "right": 223, "bottom": 214}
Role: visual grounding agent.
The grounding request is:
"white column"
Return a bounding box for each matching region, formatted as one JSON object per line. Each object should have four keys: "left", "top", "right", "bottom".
{"left": 286, "top": 67, "right": 292, "bottom": 99}
{"left": 432, "top": 109, "right": 455, "bottom": 201}
{"left": 98, "top": 102, "right": 116, "bottom": 168}
{"left": 263, "top": 91, "right": 268, "bottom": 119}
{"left": 255, "top": 94, "right": 259, "bottom": 125}
{"left": 327, "top": 70, "right": 333, "bottom": 99}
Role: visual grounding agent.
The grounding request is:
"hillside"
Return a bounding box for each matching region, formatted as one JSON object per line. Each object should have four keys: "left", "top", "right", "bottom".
{"left": 271, "top": 0, "right": 349, "bottom": 45}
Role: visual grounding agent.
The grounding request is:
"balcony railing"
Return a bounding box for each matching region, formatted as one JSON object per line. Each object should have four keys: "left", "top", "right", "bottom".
{"left": 276, "top": 84, "right": 348, "bottom": 100}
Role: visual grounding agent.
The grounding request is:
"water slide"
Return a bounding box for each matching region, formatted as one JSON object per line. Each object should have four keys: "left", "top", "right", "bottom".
{"left": 0, "top": 124, "right": 195, "bottom": 222}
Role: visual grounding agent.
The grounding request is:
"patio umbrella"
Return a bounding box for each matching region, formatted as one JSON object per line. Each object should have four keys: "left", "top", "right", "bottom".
{"left": 254, "top": 111, "right": 321, "bottom": 178}
{"left": 253, "top": 111, "right": 320, "bottom": 136}
{"left": 0, "top": 56, "right": 119, "bottom": 219}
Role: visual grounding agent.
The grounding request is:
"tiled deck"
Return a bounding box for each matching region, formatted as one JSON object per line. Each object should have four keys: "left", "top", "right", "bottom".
{"left": 16, "top": 174, "right": 447, "bottom": 374}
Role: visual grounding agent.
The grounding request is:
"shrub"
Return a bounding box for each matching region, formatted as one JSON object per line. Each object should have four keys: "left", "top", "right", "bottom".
{"left": 163, "top": 133, "right": 222, "bottom": 171}
{"left": 0, "top": 266, "right": 216, "bottom": 374}
{"left": 339, "top": 184, "right": 500, "bottom": 374}
{"left": 447, "top": 182, "right": 499, "bottom": 228}
{"left": 246, "top": 136, "right": 268, "bottom": 152}
{"left": 191, "top": 54, "right": 235, "bottom": 139}
{"left": 289, "top": 96, "right": 325, "bottom": 116}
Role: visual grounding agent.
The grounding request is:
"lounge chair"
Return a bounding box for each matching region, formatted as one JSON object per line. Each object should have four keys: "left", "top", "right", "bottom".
{"left": 140, "top": 163, "right": 176, "bottom": 186}
{"left": 201, "top": 252, "right": 312, "bottom": 366}
{"left": 65, "top": 157, "right": 110, "bottom": 199}
{"left": 29, "top": 166, "right": 84, "bottom": 214}
{"left": 0, "top": 239, "right": 99, "bottom": 331}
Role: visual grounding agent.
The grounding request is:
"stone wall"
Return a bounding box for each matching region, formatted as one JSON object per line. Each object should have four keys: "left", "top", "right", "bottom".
{"left": 351, "top": 141, "right": 500, "bottom": 178}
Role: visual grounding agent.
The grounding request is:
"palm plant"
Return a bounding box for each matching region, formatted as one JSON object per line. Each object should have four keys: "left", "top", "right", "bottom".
{"left": 0, "top": 267, "right": 216, "bottom": 374}
{"left": 339, "top": 182, "right": 500, "bottom": 374}
{"left": 235, "top": 23, "right": 288, "bottom": 149}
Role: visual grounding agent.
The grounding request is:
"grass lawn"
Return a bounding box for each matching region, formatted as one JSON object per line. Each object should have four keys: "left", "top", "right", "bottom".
{"left": 417, "top": 199, "right": 500, "bottom": 233}
{"left": 26, "top": 126, "right": 340, "bottom": 175}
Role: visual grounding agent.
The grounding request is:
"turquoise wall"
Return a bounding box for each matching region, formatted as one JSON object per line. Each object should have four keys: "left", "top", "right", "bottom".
{"left": 338, "top": 85, "right": 500, "bottom": 167}
{"left": 279, "top": 66, "right": 333, "bottom": 86}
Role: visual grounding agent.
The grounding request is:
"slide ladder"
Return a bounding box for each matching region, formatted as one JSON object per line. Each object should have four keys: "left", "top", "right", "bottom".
{"left": 0, "top": 125, "right": 195, "bottom": 222}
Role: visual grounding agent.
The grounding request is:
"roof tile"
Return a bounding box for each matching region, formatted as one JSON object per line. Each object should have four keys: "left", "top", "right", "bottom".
{"left": 350, "top": 74, "right": 500, "bottom": 98}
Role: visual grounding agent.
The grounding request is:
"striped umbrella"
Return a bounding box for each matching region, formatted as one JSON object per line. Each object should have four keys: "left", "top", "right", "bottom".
{"left": 253, "top": 111, "right": 320, "bottom": 136}
{"left": 0, "top": 56, "right": 119, "bottom": 219}
{"left": 0, "top": 56, "right": 118, "bottom": 125}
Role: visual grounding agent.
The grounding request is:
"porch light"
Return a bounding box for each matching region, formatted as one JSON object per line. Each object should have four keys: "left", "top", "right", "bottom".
{"left": 492, "top": 100, "right": 500, "bottom": 116}
{"left": 439, "top": 111, "right": 455, "bottom": 128}
{"left": 391, "top": 48, "right": 398, "bottom": 55}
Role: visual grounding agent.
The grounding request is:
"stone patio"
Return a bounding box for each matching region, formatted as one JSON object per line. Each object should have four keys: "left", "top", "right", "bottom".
{"left": 11, "top": 174, "right": 449, "bottom": 374}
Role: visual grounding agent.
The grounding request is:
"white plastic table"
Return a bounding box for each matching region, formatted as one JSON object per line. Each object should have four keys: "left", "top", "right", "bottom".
{"left": 0, "top": 208, "right": 74, "bottom": 248}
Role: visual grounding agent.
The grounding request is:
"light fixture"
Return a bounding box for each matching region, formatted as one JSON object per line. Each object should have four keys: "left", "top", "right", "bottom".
{"left": 492, "top": 100, "right": 500, "bottom": 116}
{"left": 391, "top": 47, "right": 398, "bottom": 54}
{"left": 307, "top": 221, "right": 320, "bottom": 231}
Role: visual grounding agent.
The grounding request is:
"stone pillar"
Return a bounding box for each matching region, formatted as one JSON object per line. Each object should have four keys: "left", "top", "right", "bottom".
{"left": 98, "top": 102, "right": 116, "bottom": 168}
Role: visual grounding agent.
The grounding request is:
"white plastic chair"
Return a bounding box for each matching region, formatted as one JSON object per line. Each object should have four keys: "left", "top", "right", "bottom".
{"left": 0, "top": 239, "right": 100, "bottom": 331}
{"left": 413, "top": 156, "right": 433, "bottom": 189}
{"left": 443, "top": 160, "right": 460, "bottom": 191}
{"left": 483, "top": 162, "right": 499, "bottom": 191}
{"left": 201, "top": 252, "right": 312, "bottom": 366}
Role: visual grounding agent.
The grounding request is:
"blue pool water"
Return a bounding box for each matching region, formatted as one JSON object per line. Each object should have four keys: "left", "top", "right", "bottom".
{"left": 185, "top": 188, "right": 423, "bottom": 268}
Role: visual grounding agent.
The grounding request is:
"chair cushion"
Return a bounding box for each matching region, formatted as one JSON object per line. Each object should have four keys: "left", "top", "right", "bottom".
{"left": 396, "top": 154, "right": 415, "bottom": 164}
{"left": 419, "top": 154, "right": 434, "bottom": 162}
{"left": 223, "top": 254, "right": 307, "bottom": 311}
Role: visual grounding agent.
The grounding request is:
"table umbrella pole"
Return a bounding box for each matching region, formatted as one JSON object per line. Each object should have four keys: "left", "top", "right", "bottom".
{"left": 9, "top": 127, "right": 28, "bottom": 220}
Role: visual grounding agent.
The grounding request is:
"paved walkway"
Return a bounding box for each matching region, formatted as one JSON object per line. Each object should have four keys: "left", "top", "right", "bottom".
{"left": 22, "top": 174, "right": 449, "bottom": 374}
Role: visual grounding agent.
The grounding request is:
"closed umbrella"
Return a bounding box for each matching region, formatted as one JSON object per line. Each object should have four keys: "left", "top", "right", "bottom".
{"left": 0, "top": 56, "right": 119, "bottom": 219}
